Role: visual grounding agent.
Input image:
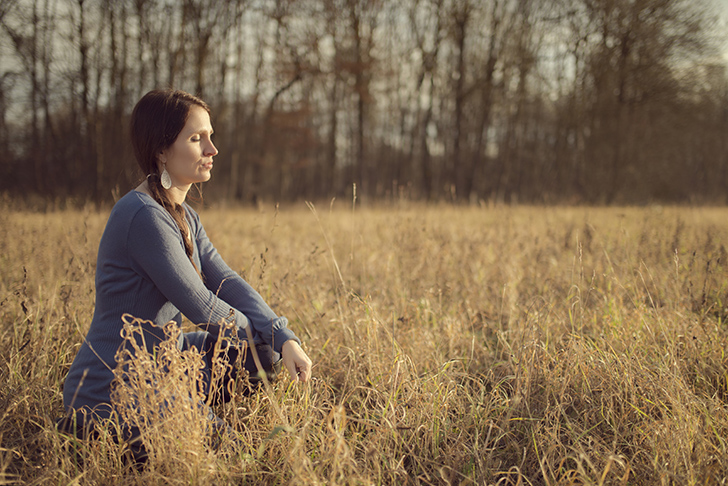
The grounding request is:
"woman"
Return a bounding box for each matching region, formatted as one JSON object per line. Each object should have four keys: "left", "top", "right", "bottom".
{"left": 61, "top": 89, "right": 311, "bottom": 458}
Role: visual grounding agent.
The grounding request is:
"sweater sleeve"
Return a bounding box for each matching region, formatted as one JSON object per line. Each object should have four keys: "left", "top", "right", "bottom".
{"left": 188, "top": 209, "right": 300, "bottom": 354}
{"left": 126, "top": 204, "right": 251, "bottom": 341}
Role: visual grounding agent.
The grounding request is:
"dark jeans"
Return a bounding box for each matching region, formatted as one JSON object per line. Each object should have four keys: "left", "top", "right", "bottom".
{"left": 184, "top": 331, "right": 282, "bottom": 404}
{"left": 57, "top": 336, "right": 281, "bottom": 465}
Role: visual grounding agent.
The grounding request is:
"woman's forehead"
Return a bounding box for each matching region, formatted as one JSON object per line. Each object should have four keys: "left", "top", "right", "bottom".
{"left": 183, "top": 106, "right": 213, "bottom": 133}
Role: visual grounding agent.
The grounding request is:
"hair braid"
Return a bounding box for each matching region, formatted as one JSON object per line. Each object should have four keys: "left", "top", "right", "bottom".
{"left": 131, "top": 89, "right": 211, "bottom": 280}
{"left": 147, "top": 174, "right": 201, "bottom": 278}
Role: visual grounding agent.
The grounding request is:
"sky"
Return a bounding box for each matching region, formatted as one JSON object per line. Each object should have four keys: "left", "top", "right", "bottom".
{"left": 711, "top": 0, "right": 728, "bottom": 60}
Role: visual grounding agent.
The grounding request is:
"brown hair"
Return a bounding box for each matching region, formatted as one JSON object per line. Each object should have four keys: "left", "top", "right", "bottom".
{"left": 130, "top": 89, "right": 211, "bottom": 277}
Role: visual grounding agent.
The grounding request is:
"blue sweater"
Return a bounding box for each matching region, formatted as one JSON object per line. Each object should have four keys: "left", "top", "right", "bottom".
{"left": 63, "top": 190, "right": 299, "bottom": 415}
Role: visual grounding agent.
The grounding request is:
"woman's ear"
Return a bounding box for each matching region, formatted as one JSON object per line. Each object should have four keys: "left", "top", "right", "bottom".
{"left": 155, "top": 152, "right": 166, "bottom": 172}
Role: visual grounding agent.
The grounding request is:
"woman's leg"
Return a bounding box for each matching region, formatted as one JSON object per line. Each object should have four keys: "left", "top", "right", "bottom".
{"left": 238, "top": 342, "right": 282, "bottom": 395}
{"left": 56, "top": 405, "right": 148, "bottom": 467}
{"left": 182, "top": 331, "right": 282, "bottom": 404}
{"left": 180, "top": 332, "right": 282, "bottom": 452}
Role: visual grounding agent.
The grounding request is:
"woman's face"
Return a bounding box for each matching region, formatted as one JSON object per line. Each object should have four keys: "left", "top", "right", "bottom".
{"left": 160, "top": 105, "right": 217, "bottom": 187}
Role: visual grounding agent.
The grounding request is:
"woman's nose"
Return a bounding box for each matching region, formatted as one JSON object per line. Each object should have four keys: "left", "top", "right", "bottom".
{"left": 205, "top": 139, "right": 218, "bottom": 157}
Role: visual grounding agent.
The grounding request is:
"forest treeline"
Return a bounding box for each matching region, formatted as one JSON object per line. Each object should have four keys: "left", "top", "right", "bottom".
{"left": 0, "top": 0, "right": 726, "bottom": 205}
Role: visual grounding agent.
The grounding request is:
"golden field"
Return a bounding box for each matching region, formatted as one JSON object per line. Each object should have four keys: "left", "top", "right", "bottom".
{"left": 2, "top": 202, "right": 728, "bottom": 485}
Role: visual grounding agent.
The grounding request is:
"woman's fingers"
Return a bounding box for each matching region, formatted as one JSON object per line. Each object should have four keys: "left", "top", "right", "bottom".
{"left": 295, "top": 358, "right": 312, "bottom": 382}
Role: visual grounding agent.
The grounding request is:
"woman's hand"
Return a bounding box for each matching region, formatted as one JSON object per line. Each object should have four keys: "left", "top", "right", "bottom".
{"left": 281, "top": 340, "right": 313, "bottom": 382}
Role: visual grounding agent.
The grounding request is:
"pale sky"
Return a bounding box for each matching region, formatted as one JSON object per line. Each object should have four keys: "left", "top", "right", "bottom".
{"left": 711, "top": 0, "right": 728, "bottom": 60}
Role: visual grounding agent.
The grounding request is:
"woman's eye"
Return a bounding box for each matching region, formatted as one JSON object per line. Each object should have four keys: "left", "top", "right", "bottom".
{"left": 191, "top": 137, "right": 200, "bottom": 142}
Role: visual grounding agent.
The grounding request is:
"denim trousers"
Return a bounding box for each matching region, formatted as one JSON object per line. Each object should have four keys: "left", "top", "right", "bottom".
{"left": 57, "top": 332, "right": 281, "bottom": 465}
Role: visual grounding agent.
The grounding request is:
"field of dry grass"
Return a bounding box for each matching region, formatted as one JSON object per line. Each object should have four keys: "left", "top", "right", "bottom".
{"left": 2, "top": 201, "right": 728, "bottom": 485}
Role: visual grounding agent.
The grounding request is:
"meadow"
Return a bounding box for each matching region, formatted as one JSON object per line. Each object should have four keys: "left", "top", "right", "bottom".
{"left": 2, "top": 201, "right": 728, "bottom": 485}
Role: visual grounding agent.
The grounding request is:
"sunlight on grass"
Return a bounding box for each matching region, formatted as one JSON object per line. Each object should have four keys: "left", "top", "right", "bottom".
{"left": 2, "top": 203, "right": 728, "bottom": 484}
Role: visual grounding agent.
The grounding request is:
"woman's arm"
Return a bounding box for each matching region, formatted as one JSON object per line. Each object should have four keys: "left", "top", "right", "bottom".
{"left": 188, "top": 208, "right": 301, "bottom": 354}
{"left": 126, "top": 205, "right": 251, "bottom": 340}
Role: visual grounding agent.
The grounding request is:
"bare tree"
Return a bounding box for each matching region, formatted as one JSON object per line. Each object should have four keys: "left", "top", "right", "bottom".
{"left": 0, "top": 0, "right": 723, "bottom": 205}
{"left": 406, "top": 0, "right": 444, "bottom": 200}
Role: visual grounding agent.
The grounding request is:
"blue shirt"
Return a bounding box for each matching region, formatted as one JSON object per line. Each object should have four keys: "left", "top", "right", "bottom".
{"left": 63, "top": 190, "right": 299, "bottom": 414}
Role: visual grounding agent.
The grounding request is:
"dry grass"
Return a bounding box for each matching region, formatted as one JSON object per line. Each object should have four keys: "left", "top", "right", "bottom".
{"left": 2, "top": 202, "right": 728, "bottom": 485}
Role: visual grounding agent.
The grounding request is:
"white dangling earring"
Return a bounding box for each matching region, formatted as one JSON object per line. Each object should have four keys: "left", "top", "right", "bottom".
{"left": 160, "top": 166, "right": 172, "bottom": 190}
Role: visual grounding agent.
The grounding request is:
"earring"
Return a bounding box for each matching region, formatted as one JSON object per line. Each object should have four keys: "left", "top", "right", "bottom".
{"left": 160, "top": 166, "right": 172, "bottom": 190}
